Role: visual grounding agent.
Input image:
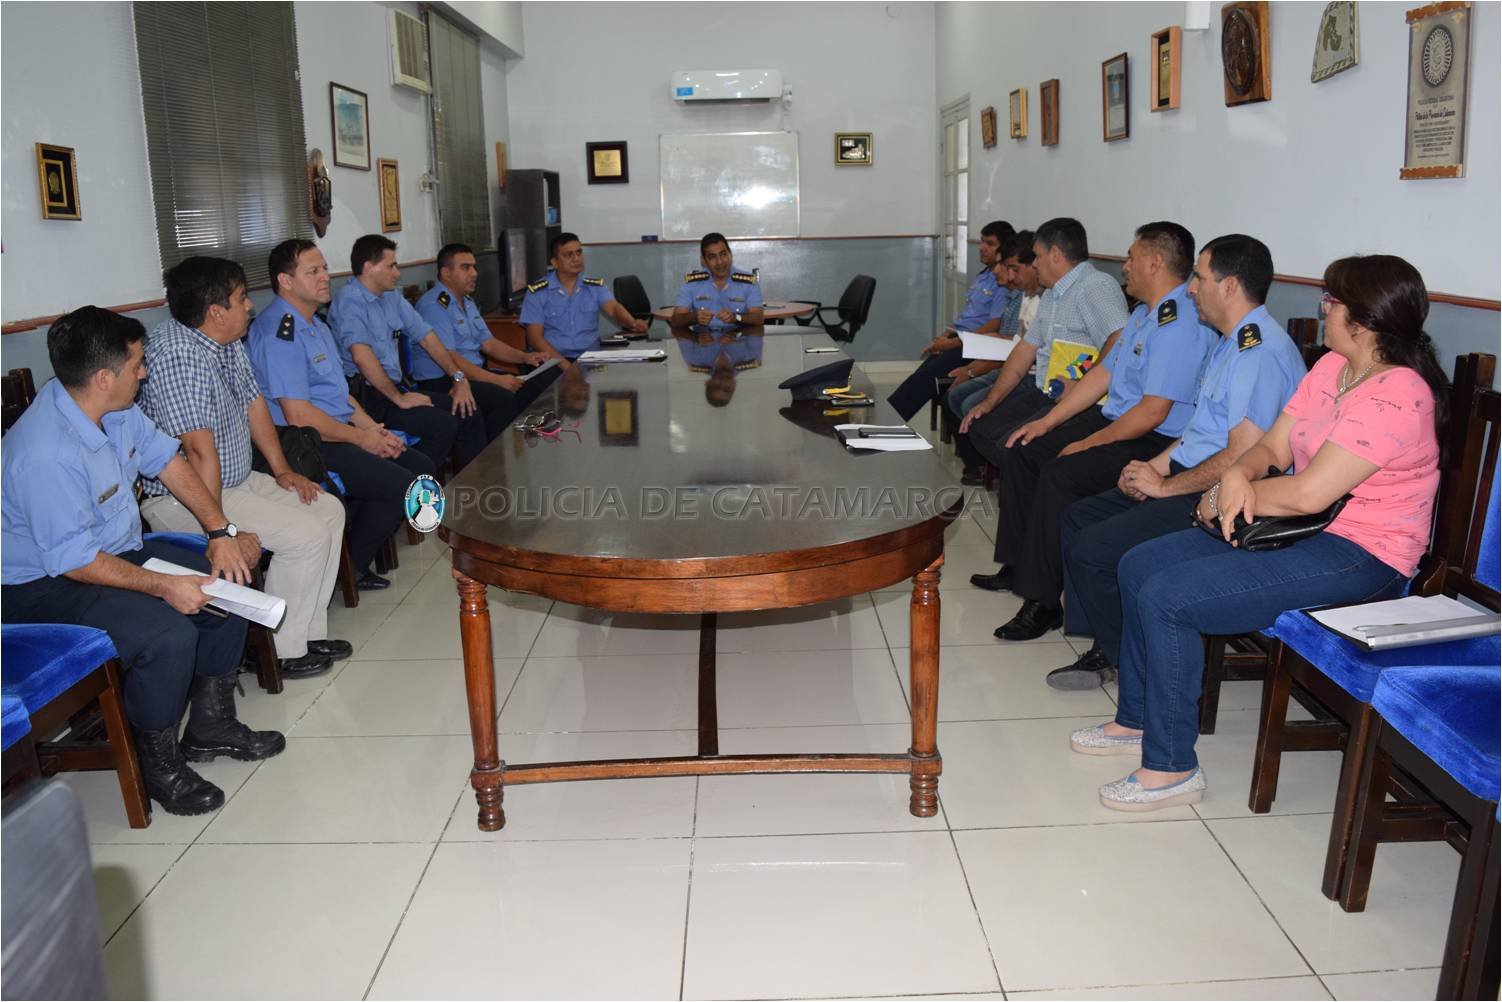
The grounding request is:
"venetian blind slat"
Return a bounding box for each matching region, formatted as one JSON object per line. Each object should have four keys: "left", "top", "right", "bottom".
{"left": 427, "top": 11, "right": 490, "bottom": 251}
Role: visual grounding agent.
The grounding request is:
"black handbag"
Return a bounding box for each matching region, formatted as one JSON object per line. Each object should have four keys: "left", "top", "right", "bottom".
{"left": 1199, "top": 467, "right": 1352, "bottom": 552}
{"left": 252, "top": 424, "right": 330, "bottom": 488}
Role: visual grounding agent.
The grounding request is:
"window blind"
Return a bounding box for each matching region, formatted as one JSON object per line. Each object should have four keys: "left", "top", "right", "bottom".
{"left": 427, "top": 11, "right": 491, "bottom": 250}
{"left": 133, "top": 1, "right": 312, "bottom": 289}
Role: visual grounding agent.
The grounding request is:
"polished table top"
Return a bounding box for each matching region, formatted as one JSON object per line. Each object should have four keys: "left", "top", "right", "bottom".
{"left": 649, "top": 301, "right": 817, "bottom": 322}
{"left": 441, "top": 327, "right": 961, "bottom": 567}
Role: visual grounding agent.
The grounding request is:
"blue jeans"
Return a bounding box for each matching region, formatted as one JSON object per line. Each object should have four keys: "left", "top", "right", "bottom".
{"left": 945, "top": 370, "right": 998, "bottom": 418}
{"left": 1115, "top": 528, "right": 1406, "bottom": 772}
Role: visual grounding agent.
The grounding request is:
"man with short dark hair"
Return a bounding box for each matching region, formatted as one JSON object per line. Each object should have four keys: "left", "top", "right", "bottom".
{"left": 414, "top": 243, "right": 550, "bottom": 440}
{"left": 670, "top": 232, "right": 765, "bottom": 329}
{"left": 2, "top": 306, "right": 285, "bottom": 817}
{"left": 329, "top": 234, "right": 488, "bottom": 469}
{"left": 886, "top": 220, "right": 1016, "bottom": 421}
{"left": 1047, "top": 233, "right": 1304, "bottom": 689}
{"left": 246, "top": 240, "right": 435, "bottom": 591}
{"left": 520, "top": 232, "right": 645, "bottom": 363}
{"left": 979, "top": 221, "right": 1218, "bottom": 642}
{"left": 138, "top": 256, "right": 349, "bottom": 679}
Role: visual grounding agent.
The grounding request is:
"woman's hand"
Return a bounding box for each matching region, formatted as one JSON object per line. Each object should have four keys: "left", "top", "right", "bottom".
{"left": 1216, "top": 468, "right": 1257, "bottom": 543}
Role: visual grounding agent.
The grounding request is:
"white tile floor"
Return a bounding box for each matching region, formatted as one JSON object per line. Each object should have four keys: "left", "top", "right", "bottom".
{"left": 73, "top": 380, "right": 1460, "bottom": 999}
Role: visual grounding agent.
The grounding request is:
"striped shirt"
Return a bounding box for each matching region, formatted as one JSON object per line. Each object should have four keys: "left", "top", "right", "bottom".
{"left": 1022, "top": 261, "right": 1130, "bottom": 390}
{"left": 137, "top": 317, "right": 261, "bottom": 496}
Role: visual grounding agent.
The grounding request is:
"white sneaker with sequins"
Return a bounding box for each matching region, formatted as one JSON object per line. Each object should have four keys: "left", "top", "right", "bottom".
{"left": 1069, "top": 723, "right": 1142, "bottom": 756}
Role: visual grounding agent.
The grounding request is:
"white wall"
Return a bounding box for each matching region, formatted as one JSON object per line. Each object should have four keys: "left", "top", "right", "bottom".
{"left": 937, "top": 1, "right": 1501, "bottom": 299}
{"left": 505, "top": 1, "right": 938, "bottom": 241}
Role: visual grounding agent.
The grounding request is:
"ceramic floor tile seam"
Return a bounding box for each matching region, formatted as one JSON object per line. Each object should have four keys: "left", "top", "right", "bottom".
{"left": 1197, "top": 814, "right": 1322, "bottom": 980}
{"left": 677, "top": 777, "right": 702, "bottom": 1001}
{"left": 98, "top": 842, "right": 194, "bottom": 949}
{"left": 1012, "top": 972, "right": 1334, "bottom": 995}
{"left": 941, "top": 825, "right": 1010, "bottom": 997}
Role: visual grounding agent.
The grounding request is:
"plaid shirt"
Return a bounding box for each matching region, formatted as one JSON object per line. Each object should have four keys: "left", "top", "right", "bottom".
{"left": 1023, "top": 261, "right": 1130, "bottom": 390}
{"left": 137, "top": 318, "right": 261, "bottom": 496}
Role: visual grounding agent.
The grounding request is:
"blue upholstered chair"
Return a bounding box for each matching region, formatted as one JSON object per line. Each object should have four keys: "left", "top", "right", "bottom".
{"left": 0, "top": 624, "right": 149, "bottom": 828}
{"left": 1248, "top": 354, "right": 1499, "bottom": 903}
{"left": 141, "top": 530, "right": 283, "bottom": 694}
{"left": 1342, "top": 666, "right": 1500, "bottom": 1000}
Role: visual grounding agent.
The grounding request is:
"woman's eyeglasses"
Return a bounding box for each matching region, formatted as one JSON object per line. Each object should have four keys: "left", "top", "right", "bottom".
{"left": 1319, "top": 291, "right": 1341, "bottom": 314}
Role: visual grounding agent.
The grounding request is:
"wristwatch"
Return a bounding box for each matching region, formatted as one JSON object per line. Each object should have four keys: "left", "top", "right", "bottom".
{"left": 207, "top": 523, "right": 239, "bottom": 540}
{"left": 452, "top": 371, "right": 466, "bottom": 383}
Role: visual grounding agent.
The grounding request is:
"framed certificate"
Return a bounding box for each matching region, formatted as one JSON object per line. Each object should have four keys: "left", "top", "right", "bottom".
{"left": 1009, "top": 88, "right": 1028, "bottom": 140}
{"left": 1040, "top": 79, "right": 1060, "bottom": 146}
{"left": 1151, "top": 27, "right": 1182, "bottom": 110}
{"left": 1101, "top": 54, "right": 1129, "bottom": 141}
{"left": 1401, "top": 1, "right": 1471, "bottom": 179}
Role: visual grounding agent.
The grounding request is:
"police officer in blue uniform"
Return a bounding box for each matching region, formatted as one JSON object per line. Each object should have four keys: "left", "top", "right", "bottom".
{"left": 1048, "top": 234, "right": 1306, "bottom": 689}
{"left": 985, "top": 222, "right": 1219, "bottom": 641}
{"left": 670, "top": 232, "right": 765, "bottom": 330}
{"left": 2, "top": 306, "right": 284, "bottom": 817}
{"left": 415, "top": 242, "right": 552, "bottom": 440}
{"left": 519, "top": 232, "right": 645, "bottom": 363}
{"left": 329, "top": 234, "right": 490, "bottom": 469}
{"left": 247, "top": 239, "right": 435, "bottom": 591}
{"left": 886, "top": 220, "right": 1017, "bottom": 420}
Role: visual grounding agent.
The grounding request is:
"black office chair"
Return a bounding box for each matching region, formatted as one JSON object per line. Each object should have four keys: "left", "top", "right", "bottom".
{"left": 613, "top": 275, "right": 654, "bottom": 331}
{"left": 806, "top": 275, "right": 876, "bottom": 344}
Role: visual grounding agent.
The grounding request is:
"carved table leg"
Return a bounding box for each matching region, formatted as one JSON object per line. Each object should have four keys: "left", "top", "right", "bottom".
{"left": 457, "top": 571, "right": 503, "bottom": 830}
{"left": 909, "top": 557, "right": 943, "bottom": 817}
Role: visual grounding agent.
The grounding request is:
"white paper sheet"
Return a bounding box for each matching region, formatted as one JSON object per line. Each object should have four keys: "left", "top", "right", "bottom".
{"left": 957, "top": 330, "right": 1016, "bottom": 362}
{"left": 1308, "top": 594, "right": 1500, "bottom": 650}
{"left": 575, "top": 349, "right": 668, "bottom": 363}
{"left": 144, "top": 558, "right": 287, "bottom": 630}
{"left": 516, "top": 357, "right": 561, "bottom": 382}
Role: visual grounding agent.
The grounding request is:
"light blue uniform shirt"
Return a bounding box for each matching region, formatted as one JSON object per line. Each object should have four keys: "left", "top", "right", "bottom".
{"left": 953, "top": 268, "right": 1014, "bottom": 332}
{"left": 1172, "top": 305, "right": 1306, "bottom": 468}
{"left": 2, "top": 379, "right": 181, "bottom": 583}
{"left": 328, "top": 280, "right": 431, "bottom": 382}
{"left": 1099, "top": 282, "right": 1217, "bottom": 438}
{"left": 413, "top": 284, "right": 489, "bottom": 381}
{"left": 246, "top": 295, "right": 355, "bottom": 425}
{"left": 674, "top": 270, "right": 765, "bottom": 330}
{"left": 518, "top": 272, "right": 615, "bottom": 358}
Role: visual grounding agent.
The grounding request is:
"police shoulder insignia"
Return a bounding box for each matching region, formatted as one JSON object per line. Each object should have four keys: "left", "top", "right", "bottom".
{"left": 731, "top": 271, "right": 758, "bottom": 285}
{"left": 276, "top": 313, "right": 295, "bottom": 342}
{"left": 583, "top": 277, "right": 605, "bottom": 287}
{"left": 1157, "top": 298, "right": 1178, "bottom": 326}
{"left": 685, "top": 270, "right": 710, "bottom": 282}
{"left": 526, "top": 278, "right": 550, "bottom": 293}
{"left": 1238, "top": 323, "right": 1262, "bottom": 351}
{"left": 437, "top": 291, "right": 451, "bottom": 308}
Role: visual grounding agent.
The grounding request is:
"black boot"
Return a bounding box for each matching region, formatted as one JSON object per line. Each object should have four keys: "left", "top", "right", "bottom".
{"left": 134, "top": 727, "right": 225, "bottom": 816}
{"left": 180, "top": 674, "right": 287, "bottom": 763}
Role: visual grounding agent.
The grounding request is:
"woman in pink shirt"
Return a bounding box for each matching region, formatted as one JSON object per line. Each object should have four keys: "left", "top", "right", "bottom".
{"left": 1072, "top": 254, "right": 1448, "bottom": 811}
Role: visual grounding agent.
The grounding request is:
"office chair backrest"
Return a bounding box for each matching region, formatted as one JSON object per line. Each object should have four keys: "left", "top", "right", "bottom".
{"left": 613, "top": 275, "right": 652, "bottom": 320}
{"left": 839, "top": 275, "right": 877, "bottom": 333}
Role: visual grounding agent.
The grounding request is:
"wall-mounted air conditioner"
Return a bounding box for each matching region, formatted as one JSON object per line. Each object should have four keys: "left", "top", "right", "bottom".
{"left": 391, "top": 9, "right": 431, "bottom": 93}
{"left": 671, "top": 69, "right": 783, "bottom": 103}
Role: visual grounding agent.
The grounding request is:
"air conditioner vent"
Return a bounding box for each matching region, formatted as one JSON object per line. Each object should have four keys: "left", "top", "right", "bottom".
{"left": 391, "top": 10, "right": 431, "bottom": 93}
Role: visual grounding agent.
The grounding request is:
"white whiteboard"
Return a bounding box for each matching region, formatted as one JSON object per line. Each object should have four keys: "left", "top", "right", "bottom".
{"left": 659, "top": 132, "right": 800, "bottom": 240}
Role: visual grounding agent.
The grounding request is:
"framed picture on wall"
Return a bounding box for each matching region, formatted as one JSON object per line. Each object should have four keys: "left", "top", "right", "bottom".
{"left": 1040, "top": 79, "right": 1060, "bottom": 146}
{"left": 1151, "top": 27, "right": 1183, "bottom": 110}
{"left": 378, "top": 159, "right": 401, "bottom": 232}
{"left": 34, "top": 143, "right": 80, "bottom": 220}
{"left": 1401, "top": 0, "right": 1471, "bottom": 179}
{"left": 330, "top": 82, "right": 371, "bottom": 170}
{"left": 980, "top": 107, "right": 998, "bottom": 149}
{"left": 1008, "top": 88, "right": 1027, "bottom": 139}
{"left": 835, "top": 132, "right": 873, "bottom": 165}
{"left": 587, "top": 141, "right": 630, "bottom": 184}
{"left": 1102, "top": 53, "right": 1129, "bottom": 141}
{"left": 1311, "top": 1, "right": 1359, "bottom": 82}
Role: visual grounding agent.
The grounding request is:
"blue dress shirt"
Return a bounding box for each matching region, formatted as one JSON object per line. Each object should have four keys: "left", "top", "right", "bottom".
{"left": 328, "top": 280, "right": 433, "bottom": 382}
{"left": 1172, "top": 305, "right": 1307, "bottom": 468}
{"left": 246, "top": 295, "right": 355, "bottom": 425}
{"left": 413, "top": 284, "right": 493, "bottom": 381}
{"left": 2, "top": 379, "right": 181, "bottom": 583}
{"left": 518, "top": 272, "right": 616, "bottom": 358}
{"left": 1098, "top": 282, "right": 1218, "bottom": 439}
{"left": 674, "top": 270, "right": 765, "bottom": 330}
{"left": 953, "top": 269, "right": 1014, "bottom": 332}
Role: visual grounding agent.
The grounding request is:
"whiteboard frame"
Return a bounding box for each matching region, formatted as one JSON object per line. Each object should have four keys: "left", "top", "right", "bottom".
{"left": 658, "top": 131, "right": 801, "bottom": 240}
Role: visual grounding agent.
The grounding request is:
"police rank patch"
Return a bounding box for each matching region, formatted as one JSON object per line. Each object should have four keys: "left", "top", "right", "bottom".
{"left": 685, "top": 270, "right": 710, "bottom": 282}
{"left": 527, "top": 278, "right": 550, "bottom": 293}
{"left": 1157, "top": 299, "right": 1178, "bottom": 326}
{"left": 437, "top": 291, "right": 451, "bottom": 308}
{"left": 276, "top": 313, "right": 295, "bottom": 342}
{"left": 1238, "top": 323, "right": 1262, "bottom": 351}
{"left": 731, "top": 272, "right": 758, "bottom": 284}
{"left": 583, "top": 277, "right": 605, "bottom": 287}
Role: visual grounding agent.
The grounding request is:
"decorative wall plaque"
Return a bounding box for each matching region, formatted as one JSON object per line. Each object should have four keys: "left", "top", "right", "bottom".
{"left": 1221, "top": 1, "right": 1272, "bottom": 105}
{"left": 1151, "top": 26, "right": 1183, "bottom": 109}
{"left": 1008, "top": 88, "right": 1028, "bottom": 139}
{"left": 1402, "top": 1, "right": 1471, "bottom": 179}
{"left": 377, "top": 158, "right": 401, "bottom": 232}
{"left": 980, "top": 106, "right": 998, "bottom": 149}
{"left": 587, "top": 141, "right": 630, "bottom": 183}
{"left": 35, "top": 143, "right": 80, "bottom": 220}
{"left": 1101, "top": 54, "right": 1129, "bottom": 141}
{"left": 1311, "top": 1, "right": 1360, "bottom": 82}
{"left": 1040, "top": 80, "right": 1060, "bottom": 146}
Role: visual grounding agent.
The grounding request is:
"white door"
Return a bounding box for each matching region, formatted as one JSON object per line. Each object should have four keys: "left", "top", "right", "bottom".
{"left": 938, "top": 98, "right": 970, "bottom": 330}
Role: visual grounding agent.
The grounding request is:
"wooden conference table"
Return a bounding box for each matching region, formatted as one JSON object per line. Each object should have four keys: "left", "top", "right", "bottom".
{"left": 649, "top": 300, "right": 817, "bottom": 322}
{"left": 439, "top": 327, "right": 962, "bottom": 831}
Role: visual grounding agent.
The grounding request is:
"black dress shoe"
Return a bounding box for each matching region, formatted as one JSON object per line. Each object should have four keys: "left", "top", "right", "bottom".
{"left": 1046, "top": 644, "right": 1118, "bottom": 691}
{"left": 994, "top": 599, "right": 1065, "bottom": 641}
{"left": 356, "top": 571, "right": 391, "bottom": 591}
{"left": 970, "top": 568, "right": 1014, "bottom": 592}
{"left": 960, "top": 467, "right": 986, "bottom": 487}
{"left": 278, "top": 653, "right": 333, "bottom": 679}
{"left": 307, "top": 639, "right": 354, "bottom": 661}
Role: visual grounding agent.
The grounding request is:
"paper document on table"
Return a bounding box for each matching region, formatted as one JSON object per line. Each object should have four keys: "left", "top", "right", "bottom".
{"left": 1308, "top": 594, "right": 1500, "bottom": 651}
{"left": 143, "top": 558, "right": 287, "bottom": 629}
{"left": 575, "top": 349, "right": 667, "bottom": 363}
{"left": 957, "top": 330, "right": 1016, "bottom": 362}
{"left": 516, "top": 357, "right": 561, "bottom": 382}
{"left": 834, "top": 424, "right": 934, "bottom": 452}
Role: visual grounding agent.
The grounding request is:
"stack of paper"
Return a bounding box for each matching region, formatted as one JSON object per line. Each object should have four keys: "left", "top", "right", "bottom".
{"left": 834, "top": 424, "right": 934, "bottom": 452}
{"left": 576, "top": 348, "right": 667, "bottom": 363}
{"left": 1308, "top": 594, "right": 1500, "bottom": 651}
{"left": 957, "top": 330, "right": 1016, "bottom": 362}
{"left": 144, "top": 558, "right": 288, "bottom": 629}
